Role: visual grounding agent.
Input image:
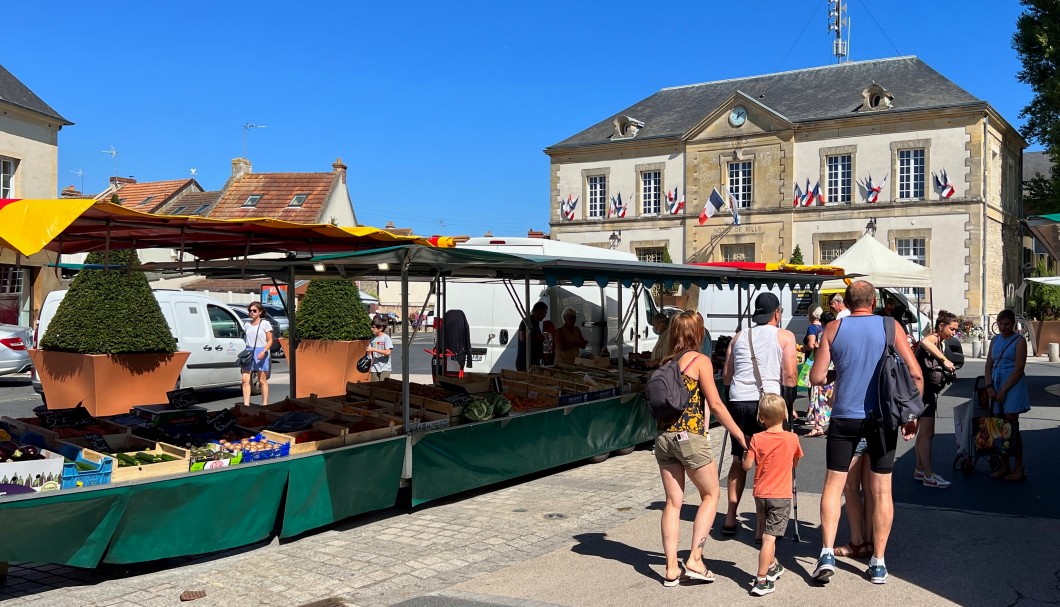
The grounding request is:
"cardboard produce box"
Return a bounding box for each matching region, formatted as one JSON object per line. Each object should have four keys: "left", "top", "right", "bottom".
{"left": 0, "top": 448, "right": 64, "bottom": 493}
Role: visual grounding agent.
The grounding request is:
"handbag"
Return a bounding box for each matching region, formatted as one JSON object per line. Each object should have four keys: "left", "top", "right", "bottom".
{"left": 975, "top": 383, "right": 1015, "bottom": 456}
{"left": 796, "top": 360, "right": 811, "bottom": 388}
{"left": 356, "top": 352, "right": 372, "bottom": 373}
{"left": 238, "top": 320, "right": 261, "bottom": 368}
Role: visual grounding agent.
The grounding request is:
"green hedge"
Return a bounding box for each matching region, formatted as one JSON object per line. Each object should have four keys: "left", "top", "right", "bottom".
{"left": 39, "top": 249, "right": 177, "bottom": 354}
{"left": 295, "top": 280, "right": 372, "bottom": 341}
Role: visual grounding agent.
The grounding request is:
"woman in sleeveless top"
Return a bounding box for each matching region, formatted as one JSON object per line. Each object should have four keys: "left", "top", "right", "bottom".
{"left": 805, "top": 308, "right": 833, "bottom": 437}
{"left": 655, "top": 311, "right": 746, "bottom": 586}
{"left": 984, "top": 309, "right": 1030, "bottom": 481}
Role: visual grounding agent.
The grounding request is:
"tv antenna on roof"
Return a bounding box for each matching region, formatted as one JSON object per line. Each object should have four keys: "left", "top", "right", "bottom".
{"left": 190, "top": 168, "right": 198, "bottom": 176}
{"left": 100, "top": 145, "right": 118, "bottom": 177}
{"left": 242, "top": 123, "right": 266, "bottom": 159}
{"left": 70, "top": 169, "right": 85, "bottom": 193}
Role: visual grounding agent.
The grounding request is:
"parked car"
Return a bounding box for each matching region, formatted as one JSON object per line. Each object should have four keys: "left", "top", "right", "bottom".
{"left": 229, "top": 305, "right": 285, "bottom": 358}
{"left": 0, "top": 324, "right": 33, "bottom": 376}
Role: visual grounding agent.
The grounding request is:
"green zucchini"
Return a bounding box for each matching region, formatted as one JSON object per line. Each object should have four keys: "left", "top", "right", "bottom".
{"left": 156, "top": 454, "right": 179, "bottom": 462}
{"left": 115, "top": 453, "right": 139, "bottom": 467}
{"left": 134, "top": 452, "right": 159, "bottom": 464}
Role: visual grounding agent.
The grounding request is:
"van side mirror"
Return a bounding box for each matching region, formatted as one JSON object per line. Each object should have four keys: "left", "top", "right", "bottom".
{"left": 499, "top": 330, "right": 509, "bottom": 345}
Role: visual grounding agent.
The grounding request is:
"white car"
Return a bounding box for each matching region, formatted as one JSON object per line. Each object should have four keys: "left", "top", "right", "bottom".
{"left": 0, "top": 324, "right": 32, "bottom": 376}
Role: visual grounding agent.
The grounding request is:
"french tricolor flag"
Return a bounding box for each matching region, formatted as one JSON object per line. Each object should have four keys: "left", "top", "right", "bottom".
{"left": 933, "top": 170, "right": 955, "bottom": 199}
{"left": 699, "top": 187, "right": 726, "bottom": 225}
{"left": 609, "top": 193, "right": 627, "bottom": 218}
{"left": 808, "top": 180, "right": 824, "bottom": 205}
{"left": 666, "top": 186, "right": 684, "bottom": 214}
{"left": 792, "top": 182, "right": 805, "bottom": 207}
{"left": 561, "top": 194, "right": 578, "bottom": 220}
{"left": 864, "top": 174, "right": 886, "bottom": 203}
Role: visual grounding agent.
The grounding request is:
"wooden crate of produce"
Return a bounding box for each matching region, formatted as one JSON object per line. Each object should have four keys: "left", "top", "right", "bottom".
{"left": 503, "top": 381, "right": 561, "bottom": 406}
{"left": 2, "top": 415, "right": 129, "bottom": 447}
{"left": 285, "top": 395, "right": 345, "bottom": 411}
{"left": 70, "top": 436, "right": 189, "bottom": 483}
{"left": 322, "top": 412, "right": 400, "bottom": 445}
{"left": 262, "top": 422, "right": 347, "bottom": 455}
{"left": 435, "top": 372, "right": 494, "bottom": 394}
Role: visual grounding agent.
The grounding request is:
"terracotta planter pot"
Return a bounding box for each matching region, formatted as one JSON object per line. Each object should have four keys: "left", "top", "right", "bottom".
{"left": 277, "top": 338, "right": 370, "bottom": 398}
{"left": 1032, "top": 320, "right": 1060, "bottom": 356}
{"left": 28, "top": 349, "right": 191, "bottom": 417}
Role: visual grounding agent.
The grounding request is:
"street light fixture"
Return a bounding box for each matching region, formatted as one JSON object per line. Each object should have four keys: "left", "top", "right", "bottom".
{"left": 608, "top": 230, "right": 622, "bottom": 250}
{"left": 865, "top": 218, "right": 877, "bottom": 236}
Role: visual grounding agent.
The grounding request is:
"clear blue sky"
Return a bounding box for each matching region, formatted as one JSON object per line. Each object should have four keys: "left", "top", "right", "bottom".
{"left": 4, "top": 0, "right": 1035, "bottom": 237}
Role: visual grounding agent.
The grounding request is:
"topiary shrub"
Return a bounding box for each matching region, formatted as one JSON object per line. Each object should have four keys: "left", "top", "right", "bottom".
{"left": 789, "top": 244, "right": 805, "bottom": 265}
{"left": 40, "top": 249, "right": 178, "bottom": 354}
{"left": 295, "top": 279, "right": 373, "bottom": 341}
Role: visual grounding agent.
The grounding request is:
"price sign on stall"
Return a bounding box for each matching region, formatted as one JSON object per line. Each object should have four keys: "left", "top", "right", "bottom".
{"left": 32, "top": 403, "right": 94, "bottom": 429}
{"left": 208, "top": 409, "right": 238, "bottom": 433}
{"left": 166, "top": 388, "right": 197, "bottom": 410}
{"left": 442, "top": 393, "right": 476, "bottom": 407}
{"left": 266, "top": 412, "right": 323, "bottom": 433}
{"left": 82, "top": 433, "right": 112, "bottom": 453}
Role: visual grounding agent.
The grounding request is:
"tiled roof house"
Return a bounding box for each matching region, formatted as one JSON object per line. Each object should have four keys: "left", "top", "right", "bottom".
{"left": 95, "top": 177, "right": 203, "bottom": 214}
{"left": 206, "top": 158, "right": 356, "bottom": 225}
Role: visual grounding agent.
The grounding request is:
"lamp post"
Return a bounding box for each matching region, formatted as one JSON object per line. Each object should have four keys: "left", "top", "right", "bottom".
{"left": 865, "top": 218, "right": 877, "bottom": 236}
{"left": 608, "top": 230, "right": 622, "bottom": 250}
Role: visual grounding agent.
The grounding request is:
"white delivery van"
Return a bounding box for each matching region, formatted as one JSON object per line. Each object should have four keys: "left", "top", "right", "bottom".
{"left": 448, "top": 238, "right": 660, "bottom": 373}
{"left": 33, "top": 290, "right": 247, "bottom": 396}
{"left": 698, "top": 283, "right": 931, "bottom": 342}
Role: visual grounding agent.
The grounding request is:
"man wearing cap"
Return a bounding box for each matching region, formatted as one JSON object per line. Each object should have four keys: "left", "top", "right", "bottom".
{"left": 720, "top": 292, "right": 799, "bottom": 537}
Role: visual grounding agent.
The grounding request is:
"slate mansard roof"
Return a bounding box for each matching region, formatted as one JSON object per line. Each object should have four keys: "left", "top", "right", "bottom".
{"left": 0, "top": 63, "right": 72, "bottom": 125}
{"left": 548, "top": 56, "right": 983, "bottom": 150}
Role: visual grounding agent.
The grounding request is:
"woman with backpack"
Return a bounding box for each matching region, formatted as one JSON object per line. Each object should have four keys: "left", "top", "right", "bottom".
{"left": 654, "top": 311, "right": 747, "bottom": 587}
{"left": 913, "top": 310, "right": 959, "bottom": 488}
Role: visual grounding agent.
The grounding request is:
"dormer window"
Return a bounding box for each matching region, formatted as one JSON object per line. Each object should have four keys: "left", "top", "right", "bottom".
{"left": 288, "top": 194, "right": 308, "bottom": 207}
{"left": 140, "top": 195, "right": 155, "bottom": 207}
{"left": 860, "top": 83, "right": 894, "bottom": 112}
{"left": 242, "top": 194, "right": 262, "bottom": 207}
{"left": 610, "top": 115, "right": 645, "bottom": 140}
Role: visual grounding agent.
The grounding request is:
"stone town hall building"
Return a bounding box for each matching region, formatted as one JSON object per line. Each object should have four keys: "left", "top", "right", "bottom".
{"left": 545, "top": 56, "right": 1026, "bottom": 320}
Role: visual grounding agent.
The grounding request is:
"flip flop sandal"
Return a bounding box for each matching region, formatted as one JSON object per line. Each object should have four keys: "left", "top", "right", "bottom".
{"left": 721, "top": 525, "right": 738, "bottom": 536}
{"left": 681, "top": 564, "right": 716, "bottom": 583}
{"left": 662, "top": 575, "right": 682, "bottom": 587}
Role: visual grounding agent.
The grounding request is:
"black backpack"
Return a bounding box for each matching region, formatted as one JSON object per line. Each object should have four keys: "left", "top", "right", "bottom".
{"left": 646, "top": 350, "right": 695, "bottom": 422}
{"left": 875, "top": 318, "right": 926, "bottom": 430}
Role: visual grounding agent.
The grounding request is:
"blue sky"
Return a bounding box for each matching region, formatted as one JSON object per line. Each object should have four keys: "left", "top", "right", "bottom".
{"left": 4, "top": 1, "right": 1035, "bottom": 237}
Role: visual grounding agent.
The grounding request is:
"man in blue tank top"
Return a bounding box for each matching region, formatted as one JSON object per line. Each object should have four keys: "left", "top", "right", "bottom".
{"left": 808, "top": 281, "right": 922, "bottom": 586}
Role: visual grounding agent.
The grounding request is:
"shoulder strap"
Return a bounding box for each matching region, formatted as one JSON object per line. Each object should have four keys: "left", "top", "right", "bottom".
{"left": 747, "top": 326, "right": 765, "bottom": 396}
{"left": 884, "top": 316, "right": 896, "bottom": 350}
{"left": 678, "top": 350, "right": 700, "bottom": 374}
{"left": 993, "top": 335, "right": 1017, "bottom": 362}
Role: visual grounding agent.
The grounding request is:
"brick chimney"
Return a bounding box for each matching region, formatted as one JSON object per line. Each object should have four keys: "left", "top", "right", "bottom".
{"left": 232, "top": 158, "right": 252, "bottom": 179}
{"left": 384, "top": 220, "right": 396, "bottom": 230}
{"left": 483, "top": 230, "right": 493, "bottom": 237}
{"left": 61, "top": 185, "right": 83, "bottom": 198}
{"left": 109, "top": 176, "right": 136, "bottom": 187}
{"left": 527, "top": 229, "right": 545, "bottom": 239}
{"left": 332, "top": 157, "right": 348, "bottom": 184}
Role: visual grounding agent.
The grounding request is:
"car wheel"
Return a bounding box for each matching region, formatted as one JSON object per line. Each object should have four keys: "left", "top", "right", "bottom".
{"left": 588, "top": 453, "right": 610, "bottom": 464}
{"left": 613, "top": 446, "right": 636, "bottom": 456}
{"left": 250, "top": 374, "right": 261, "bottom": 396}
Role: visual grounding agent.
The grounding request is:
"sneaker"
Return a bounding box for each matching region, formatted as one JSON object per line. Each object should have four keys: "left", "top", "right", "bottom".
{"left": 922, "top": 473, "right": 952, "bottom": 488}
{"left": 812, "top": 554, "right": 836, "bottom": 582}
{"left": 913, "top": 469, "right": 926, "bottom": 481}
{"left": 868, "top": 563, "right": 888, "bottom": 584}
{"left": 751, "top": 577, "right": 776, "bottom": 596}
{"left": 766, "top": 561, "right": 785, "bottom": 582}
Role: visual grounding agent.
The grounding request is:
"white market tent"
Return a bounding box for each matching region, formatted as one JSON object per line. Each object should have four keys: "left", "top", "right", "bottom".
{"left": 822, "top": 233, "right": 933, "bottom": 290}
{"left": 1026, "top": 276, "right": 1060, "bottom": 287}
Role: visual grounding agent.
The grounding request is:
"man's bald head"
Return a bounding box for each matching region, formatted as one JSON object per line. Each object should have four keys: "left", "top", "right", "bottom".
{"left": 845, "top": 280, "right": 876, "bottom": 311}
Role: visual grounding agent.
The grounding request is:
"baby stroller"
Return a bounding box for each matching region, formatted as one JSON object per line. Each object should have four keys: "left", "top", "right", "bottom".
{"left": 953, "top": 375, "right": 1006, "bottom": 474}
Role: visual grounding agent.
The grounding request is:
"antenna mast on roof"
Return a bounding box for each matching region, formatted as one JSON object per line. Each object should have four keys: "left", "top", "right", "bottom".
{"left": 100, "top": 146, "right": 118, "bottom": 178}
{"left": 242, "top": 123, "right": 267, "bottom": 159}
{"left": 828, "top": 0, "right": 849, "bottom": 63}
{"left": 70, "top": 169, "right": 85, "bottom": 193}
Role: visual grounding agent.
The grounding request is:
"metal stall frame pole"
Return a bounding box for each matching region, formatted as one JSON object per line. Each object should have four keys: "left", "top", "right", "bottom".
{"left": 616, "top": 282, "right": 623, "bottom": 395}
{"left": 287, "top": 264, "right": 298, "bottom": 398}
{"left": 524, "top": 273, "right": 532, "bottom": 371}
{"left": 401, "top": 250, "right": 412, "bottom": 434}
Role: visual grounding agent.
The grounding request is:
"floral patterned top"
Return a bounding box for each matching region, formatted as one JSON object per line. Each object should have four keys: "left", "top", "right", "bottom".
{"left": 658, "top": 372, "right": 707, "bottom": 434}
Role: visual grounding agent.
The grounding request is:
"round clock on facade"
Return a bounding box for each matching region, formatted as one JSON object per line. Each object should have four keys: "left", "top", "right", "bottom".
{"left": 729, "top": 106, "right": 747, "bottom": 127}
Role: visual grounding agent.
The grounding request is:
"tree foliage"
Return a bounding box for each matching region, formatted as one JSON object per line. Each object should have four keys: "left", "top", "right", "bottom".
{"left": 40, "top": 249, "right": 178, "bottom": 354}
{"left": 1027, "top": 260, "right": 1060, "bottom": 320}
{"left": 295, "top": 279, "right": 373, "bottom": 341}
{"left": 1014, "top": 0, "right": 1060, "bottom": 214}
{"left": 789, "top": 244, "right": 805, "bottom": 265}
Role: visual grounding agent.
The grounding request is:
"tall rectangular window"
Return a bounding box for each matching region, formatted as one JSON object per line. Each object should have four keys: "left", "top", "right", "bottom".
{"left": 587, "top": 175, "right": 607, "bottom": 218}
{"left": 898, "top": 149, "right": 925, "bottom": 199}
{"left": 721, "top": 243, "right": 755, "bottom": 262}
{"left": 1, "top": 157, "right": 16, "bottom": 198}
{"left": 641, "top": 171, "right": 661, "bottom": 215}
{"left": 826, "top": 155, "right": 852, "bottom": 203}
{"left": 728, "top": 161, "right": 753, "bottom": 208}
{"left": 818, "top": 239, "right": 855, "bottom": 264}
{"left": 895, "top": 238, "right": 927, "bottom": 298}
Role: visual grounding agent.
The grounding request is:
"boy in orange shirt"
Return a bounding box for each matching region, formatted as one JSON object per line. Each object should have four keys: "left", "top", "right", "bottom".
{"left": 742, "top": 393, "right": 804, "bottom": 596}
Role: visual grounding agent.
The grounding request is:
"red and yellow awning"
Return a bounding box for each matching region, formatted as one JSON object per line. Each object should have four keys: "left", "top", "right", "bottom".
{"left": 690, "top": 261, "right": 847, "bottom": 276}
{"left": 0, "top": 199, "right": 444, "bottom": 259}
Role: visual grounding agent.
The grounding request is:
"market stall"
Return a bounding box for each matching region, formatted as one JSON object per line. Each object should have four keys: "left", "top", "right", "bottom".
{"left": 0, "top": 203, "right": 837, "bottom": 565}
